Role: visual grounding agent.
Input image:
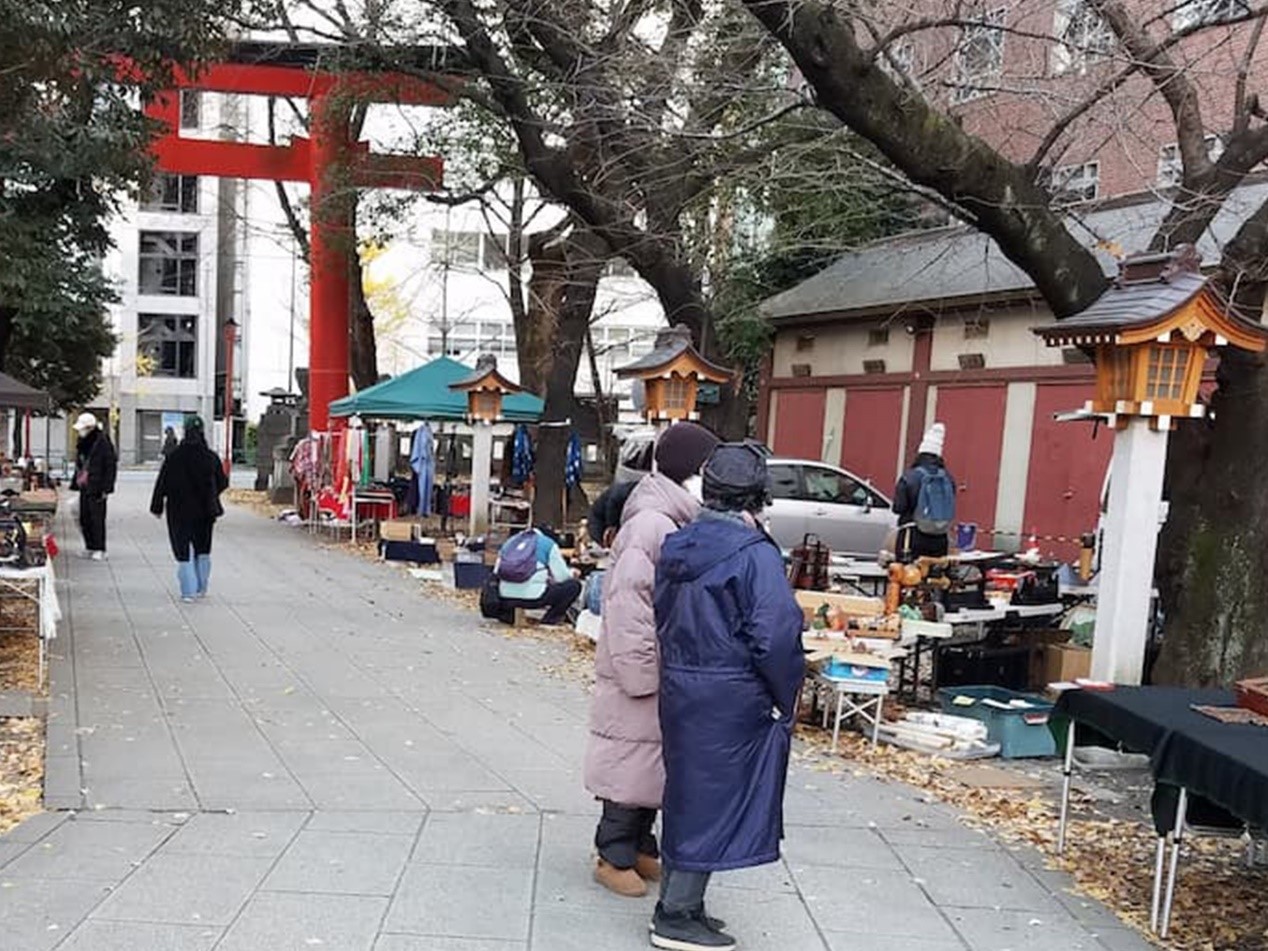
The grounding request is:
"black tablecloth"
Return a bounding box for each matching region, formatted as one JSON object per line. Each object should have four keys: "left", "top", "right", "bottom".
{"left": 1051, "top": 685, "right": 1234, "bottom": 755}
{"left": 1155, "top": 722, "right": 1268, "bottom": 833}
{"left": 1052, "top": 686, "right": 1263, "bottom": 835}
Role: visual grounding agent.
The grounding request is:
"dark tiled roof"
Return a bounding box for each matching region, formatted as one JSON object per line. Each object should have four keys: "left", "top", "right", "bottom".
{"left": 1057, "top": 270, "right": 1209, "bottom": 330}
{"left": 760, "top": 182, "right": 1268, "bottom": 320}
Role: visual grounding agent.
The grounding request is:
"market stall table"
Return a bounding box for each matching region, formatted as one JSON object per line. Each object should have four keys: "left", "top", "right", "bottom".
{"left": 0, "top": 561, "right": 61, "bottom": 684}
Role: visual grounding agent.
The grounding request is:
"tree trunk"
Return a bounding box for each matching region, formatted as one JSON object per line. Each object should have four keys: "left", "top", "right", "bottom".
{"left": 348, "top": 241, "right": 378, "bottom": 390}
{"left": 0, "top": 307, "right": 15, "bottom": 369}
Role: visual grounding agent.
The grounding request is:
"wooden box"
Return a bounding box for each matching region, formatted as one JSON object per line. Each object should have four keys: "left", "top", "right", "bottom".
{"left": 1236, "top": 677, "right": 1268, "bottom": 718}
{"left": 379, "top": 519, "right": 417, "bottom": 542}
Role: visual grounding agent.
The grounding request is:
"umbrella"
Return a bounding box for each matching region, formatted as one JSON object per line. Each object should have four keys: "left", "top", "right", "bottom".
{"left": 565, "top": 431, "right": 584, "bottom": 488}
{"left": 511, "top": 424, "right": 535, "bottom": 487}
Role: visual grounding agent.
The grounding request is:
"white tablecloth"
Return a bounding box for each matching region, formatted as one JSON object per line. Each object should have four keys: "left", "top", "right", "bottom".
{"left": 0, "top": 562, "right": 60, "bottom": 641}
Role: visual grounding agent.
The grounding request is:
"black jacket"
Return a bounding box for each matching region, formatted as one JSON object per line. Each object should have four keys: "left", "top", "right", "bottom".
{"left": 150, "top": 438, "right": 229, "bottom": 523}
{"left": 75, "top": 430, "right": 118, "bottom": 497}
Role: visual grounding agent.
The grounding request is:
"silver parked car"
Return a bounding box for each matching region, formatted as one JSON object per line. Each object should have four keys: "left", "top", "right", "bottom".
{"left": 764, "top": 458, "right": 897, "bottom": 558}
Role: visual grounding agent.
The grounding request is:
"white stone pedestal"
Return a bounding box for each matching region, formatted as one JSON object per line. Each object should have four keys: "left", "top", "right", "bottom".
{"left": 469, "top": 422, "right": 492, "bottom": 538}
{"left": 1092, "top": 418, "right": 1169, "bottom": 684}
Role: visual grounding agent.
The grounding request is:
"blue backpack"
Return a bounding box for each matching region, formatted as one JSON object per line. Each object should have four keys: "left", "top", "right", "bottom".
{"left": 914, "top": 467, "right": 956, "bottom": 535}
{"left": 497, "top": 530, "right": 540, "bottom": 583}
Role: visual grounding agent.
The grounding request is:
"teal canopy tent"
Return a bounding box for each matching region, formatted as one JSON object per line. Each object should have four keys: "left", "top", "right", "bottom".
{"left": 328, "top": 357, "right": 544, "bottom": 422}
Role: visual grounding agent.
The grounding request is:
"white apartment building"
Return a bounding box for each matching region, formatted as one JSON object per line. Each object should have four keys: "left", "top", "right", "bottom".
{"left": 83, "top": 90, "right": 251, "bottom": 466}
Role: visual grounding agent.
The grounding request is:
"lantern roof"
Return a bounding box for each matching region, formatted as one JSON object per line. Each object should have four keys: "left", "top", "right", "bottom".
{"left": 614, "top": 324, "right": 735, "bottom": 383}
{"left": 448, "top": 353, "right": 524, "bottom": 394}
{"left": 1035, "top": 245, "right": 1268, "bottom": 351}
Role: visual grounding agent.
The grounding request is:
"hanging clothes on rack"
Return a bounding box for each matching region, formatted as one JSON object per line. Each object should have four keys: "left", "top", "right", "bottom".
{"left": 510, "top": 424, "right": 535, "bottom": 487}
{"left": 565, "top": 431, "right": 584, "bottom": 489}
{"left": 411, "top": 423, "right": 436, "bottom": 517}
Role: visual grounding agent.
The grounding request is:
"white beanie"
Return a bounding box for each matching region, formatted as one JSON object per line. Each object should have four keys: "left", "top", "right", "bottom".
{"left": 918, "top": 422, "right": 945, "bottom": 457}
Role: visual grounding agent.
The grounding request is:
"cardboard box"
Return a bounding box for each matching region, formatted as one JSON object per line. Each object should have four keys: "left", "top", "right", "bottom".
{"left": 379, "top": 519, "right": 417, "bottom": 542}
{"left": 1045, "top": 643, "right": 1092, "bottom": 685}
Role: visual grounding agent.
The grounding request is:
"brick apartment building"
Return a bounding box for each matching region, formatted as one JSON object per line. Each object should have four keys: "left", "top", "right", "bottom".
{"left": 758, "top": 0, "right": 1264, "bottom": 557}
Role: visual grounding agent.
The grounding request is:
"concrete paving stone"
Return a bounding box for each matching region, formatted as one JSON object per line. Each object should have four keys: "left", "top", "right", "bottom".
{"left": 0, "top": 839, "right": 31, "bottom": 866}
{"left": 384, "top": 863, "right": 533, "bottom": 940}
{"left": 90, "top": 853, "right": 274, "bottom": 925}
{"left": 190, "top": 771, "right": 314, "bottom": 811}
{"left": 1092, "top": 925, "right": 1158, "bottom": 950}
{"left": 877, "top": 823, "right": 998, "bottom": 850}
{"left": 216, "top": 890, "right": 389, "bottom": 951}
{"left": 159, "top": 810, "right": 307, "bottom": 858}
{"left": 292, "top": 769, "right": 426, "bottom": 811}
{"left": 43, "top": 754, "right": 81, "bottom": 804}
{"left": 0, "top": 877, "right": 114, "bottom": 951}
{"left": 415, "top": 812, "right": 540, "bottom": 868}
{"left": 793, "top": 866, "right": 962, "bottom": 940}
{"left": 376, "top": 937, "right": 526, "bottom": 951}
{"left": 783, "top": 825, "right": 906, "bottom": 871}
{"left": 264, "top": 828, "right": 414, "bottom": 895}
{"left": 1, "top": 816, "right": 173, "bottom": 880}
{"left": 390, "top": 751, "right": 515, "bottom": 794}
{"left": 304, "top": 810, "right": 427, "bottom": 836}
{"left": 712, "top": 860, "right": 799, "bottom": 894}
{"left": 529, "top": 906, "right": 658, "bottom": 951}
{"left": 823, "top": 934, "right": 969, "bottom": 951}
{"left": 71, "top": 809, "right": 186, "bottom": 825}
{"left": 54, "top": 920, "right": 224, "bottom": 951}
{"left": 895, "top": 845, "right": 1066, "bottom": 913}
{"left": 81, "top": 776, "right": 199, "bottom": 811}
{"left": 944, "top": 907, "right": 1109, "bottom": 951}
{"left": 498, "top": 768, "right": 594, "bottom": 815}
{"left": 706, "top": 891, "right": 832, "bottom": 951}
{"left": 1, "top": 810, "right": 68, "bottom": 843}
{"left": 1026, "top": 867, "right": 1128, "bottom": 929}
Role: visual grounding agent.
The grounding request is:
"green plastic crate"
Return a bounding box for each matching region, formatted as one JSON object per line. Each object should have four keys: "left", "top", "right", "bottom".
{"left": 936, "top": 686, "right": 1057, "bottom": 758}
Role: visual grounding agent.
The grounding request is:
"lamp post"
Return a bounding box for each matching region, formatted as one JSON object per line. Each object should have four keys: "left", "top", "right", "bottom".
{"left": 223, "top": 316, "right": 238, "bottom": 477}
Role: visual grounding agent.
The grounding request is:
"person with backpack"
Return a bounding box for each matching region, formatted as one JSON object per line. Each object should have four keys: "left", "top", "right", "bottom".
{"left": 493, "top": 525, "right": 581, "bottom": 625}
{"left": 150, "top": 416, "right": 229, "bottom": 602}
{"left": 583, "top": 421, "right": 720, "bottom": 900}
{"left": 892, "top": 422, "right": 955, "bottom": 561}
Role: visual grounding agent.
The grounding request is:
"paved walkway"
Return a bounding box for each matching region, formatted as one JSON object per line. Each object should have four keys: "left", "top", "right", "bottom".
{"left": 0, "top": 476, "right": 1152, "bottom": 951}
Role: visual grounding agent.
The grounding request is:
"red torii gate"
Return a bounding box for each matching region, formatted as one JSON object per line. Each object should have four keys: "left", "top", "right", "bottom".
{"left": 145, "top": 44, "right": 453, "bottom": 431}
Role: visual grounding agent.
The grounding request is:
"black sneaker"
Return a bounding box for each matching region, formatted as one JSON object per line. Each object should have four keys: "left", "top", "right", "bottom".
{"left": 650, "top": 908, "right": 737, "bottom": 950}
{"left": 648, "top": 911, "right": 728, "bottom": 933}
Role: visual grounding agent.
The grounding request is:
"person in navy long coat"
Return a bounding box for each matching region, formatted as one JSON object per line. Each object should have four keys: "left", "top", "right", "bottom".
{"left": 650, "top": 442, "right": 806, "bottom": 951}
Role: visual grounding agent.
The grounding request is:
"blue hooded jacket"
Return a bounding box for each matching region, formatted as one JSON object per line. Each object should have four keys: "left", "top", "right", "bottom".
{"left": 654, "top": 513, "right": 805, "bottom": 872}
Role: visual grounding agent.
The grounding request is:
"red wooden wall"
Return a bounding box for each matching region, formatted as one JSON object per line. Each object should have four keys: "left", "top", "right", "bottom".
{"left": 1024, "top": 383, "right": 1114, "bottom": 560}
{"left": 840, "top": 388, "right": 905, "bottom": 491}
{"left": 934, "top": 385, "right": 1008, "bottom": 549}
{"left": 772, "top": 389, "right": 826, "bottom": 460}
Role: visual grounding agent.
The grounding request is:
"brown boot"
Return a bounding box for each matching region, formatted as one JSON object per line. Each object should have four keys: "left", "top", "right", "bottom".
{"left": 593, "top": 858, "right": 648, "bottom": 897}
{"left": 634, "top": 853, "right": 662, "bottom": 882}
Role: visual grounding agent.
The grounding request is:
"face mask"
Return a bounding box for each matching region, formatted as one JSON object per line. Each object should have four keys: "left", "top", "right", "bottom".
{"left": 683, "top": 474, "right": 703, "bottom": 502}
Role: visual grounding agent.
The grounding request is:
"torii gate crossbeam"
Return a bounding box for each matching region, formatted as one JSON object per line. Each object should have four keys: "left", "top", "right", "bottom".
{"left": 144, "top": 44, "right": 454, "bottom": 431}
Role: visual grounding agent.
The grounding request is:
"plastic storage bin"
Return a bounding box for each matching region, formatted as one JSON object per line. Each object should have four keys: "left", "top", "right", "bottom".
{"left": 453, "top": 557, "right": 492, "bottom": 590}
{"left": 936, "top": 686, "right": 1056, "bottom": 758}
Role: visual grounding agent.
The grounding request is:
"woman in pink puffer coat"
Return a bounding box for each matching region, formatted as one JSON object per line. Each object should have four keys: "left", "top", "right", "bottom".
{"left": 583, "top": 422, "right": 719, "bottom": 898}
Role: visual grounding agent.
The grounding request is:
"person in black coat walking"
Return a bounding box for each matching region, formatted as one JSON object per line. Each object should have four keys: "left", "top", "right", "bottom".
{"left": 150, "top": 416, "right": 228, "bottom": 602}
{"left": 72, "top": 412, "right": 118, "bottom": 560}
{"left": 892, "top": 422, "right": 954, "bottom": 561}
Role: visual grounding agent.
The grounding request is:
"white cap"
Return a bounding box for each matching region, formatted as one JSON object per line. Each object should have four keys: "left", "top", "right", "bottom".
{"left": 918, "top": 422, "right": 945, "bottom": 457}
{"left": 73, "top": 412, "right": 98, "bottom": 435}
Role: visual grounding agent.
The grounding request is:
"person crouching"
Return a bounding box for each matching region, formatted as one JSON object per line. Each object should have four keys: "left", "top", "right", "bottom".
{"left": 650, "top": 442, "right": 806, "bottom": 951}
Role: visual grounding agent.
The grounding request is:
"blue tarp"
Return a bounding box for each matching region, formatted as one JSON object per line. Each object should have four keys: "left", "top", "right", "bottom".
{"left": 328, "top": 356, "right": 544, "bottom": 422}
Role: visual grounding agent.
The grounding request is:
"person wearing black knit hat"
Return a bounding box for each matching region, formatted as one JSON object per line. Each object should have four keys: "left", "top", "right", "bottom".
{"left": 584, "top": 420, "right": 720, "bottom": 900}
{"left": 649, "top": 442, "right": 805, "bottom": 951}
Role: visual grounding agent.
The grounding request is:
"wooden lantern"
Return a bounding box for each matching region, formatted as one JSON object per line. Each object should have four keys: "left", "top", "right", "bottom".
{"left": 1036, "top": 246, "right": 1268, "bottom": 428}
{"left": 449, "top": 353, "right": 523, "bottom": 423}
{"left": 614, "top": 324, "right": 735, "bottom": 423}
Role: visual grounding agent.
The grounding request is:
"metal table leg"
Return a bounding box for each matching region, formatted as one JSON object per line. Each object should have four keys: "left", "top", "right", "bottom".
{"left": 1057, "top": 718, "right": 1076, "bottom": 854}
{"left": 1160, "top": 787, "right": 1189, "bottom": 938}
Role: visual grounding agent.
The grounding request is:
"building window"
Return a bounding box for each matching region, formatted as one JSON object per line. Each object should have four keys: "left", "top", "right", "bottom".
{"left": 796, "top": 334, "right": 815, "bottom": 352}
{"left": 142, "top": 174, "right": 199, "bottom": 214}
{"left": 964, "top": 318, "right": 990, "bottom": 339}
{"left": 1049, "top": 161, "right": 1100, "bottom": 204}
{"left": 1157, "top": 135, "right": 1225, "bottom": 187}
{"left": 868, "top": 327, "right": 890, "bottom": 346}
{"left": 1145, "top": 346, "right": 1192, "bottom": 402}
{"left": 863, "top": 359, "right": 887, "bottom": 374}
{"left": 179, "top": 90, "right": 201, "bottom": 131}
{"left": 482, "top": 234, "right": 510, "bottom": 271}
{"left": 663, "top": 376, "right": 691, "bottom": 412}
{"left": 1052, "top": 0, "right": 1114, "bottom": 75}
{"left": 953, "top": 7, "right": 1006, "bottom": 103}
{"left": 1173, "top": 0, "right": 1249, "bottom": 30}
{"left": 137, "top": 314, "right": 198, "bottom": 378}
{"left": 958, "top": 352, "right": 987, "bottom": 370}
{"left": 138, "top": 231, "right": 199, "bottom": 296}
{"left": 433, "top": 230, "right": 481, "bottom": 268}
